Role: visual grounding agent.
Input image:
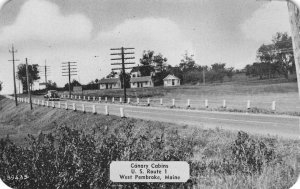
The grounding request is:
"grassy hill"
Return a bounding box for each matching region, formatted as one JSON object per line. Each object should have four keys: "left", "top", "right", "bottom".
{"left": 0, "top": 96, "right": 299, "bottom": 188}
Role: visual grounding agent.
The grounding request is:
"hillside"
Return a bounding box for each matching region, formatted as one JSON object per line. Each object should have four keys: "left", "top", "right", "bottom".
{"left": 0, "top": 96, "right": 299, "bottom": 188}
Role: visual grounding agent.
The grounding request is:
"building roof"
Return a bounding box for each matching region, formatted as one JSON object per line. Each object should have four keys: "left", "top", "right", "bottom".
{"left": 130, "top": 76, "right": 152, "bottom": 83}
{"left": 99, "top": 78, "right": 120, "bottom": 84}
{"left": 163, "top": 74, "right": 180, "bottom": 81}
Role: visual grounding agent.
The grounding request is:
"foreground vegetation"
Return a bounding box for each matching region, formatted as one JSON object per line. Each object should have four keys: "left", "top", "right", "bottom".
{"left": 0, "top": 96, "right": 299, "bottom": 188}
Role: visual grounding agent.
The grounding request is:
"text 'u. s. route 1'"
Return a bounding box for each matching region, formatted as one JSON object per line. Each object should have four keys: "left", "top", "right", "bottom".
{"left": 110, "top": 161, "right": 189, "bottom": 182}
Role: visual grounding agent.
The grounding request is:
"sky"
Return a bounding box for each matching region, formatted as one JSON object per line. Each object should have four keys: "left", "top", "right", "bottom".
{"left": 0, "top": 0, "right": 292, "bottom": 94}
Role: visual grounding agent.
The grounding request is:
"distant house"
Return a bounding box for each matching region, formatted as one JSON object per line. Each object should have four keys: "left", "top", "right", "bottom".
{"left": 163, "top": 75, "right": 180, "bottom": 87}
{"left": 130, "top": 76, "right": 154, "bottom": 88}
{"left": 99, "top": 78, "right": 121, "bottom": 89}
{"left": 130, "top": 67, "right": 142, "bottom": 78}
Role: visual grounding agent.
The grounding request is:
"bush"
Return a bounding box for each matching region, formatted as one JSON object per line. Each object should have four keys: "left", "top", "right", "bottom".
{"left": 0, "top": 123, "right": 297, "bottom": 188}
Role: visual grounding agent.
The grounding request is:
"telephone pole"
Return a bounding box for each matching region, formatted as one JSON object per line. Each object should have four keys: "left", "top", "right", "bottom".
{"left": 203, "top": 68, "right": 205, "bottom": 85}
{"left": 39, "top": 60, "right": 50, "bottom": 87}
{"left": 258, "top": 0, "right": 300, "bottom": 98}
{"left": 25, "top": 58, "right": 33, "bottom": 110}
{"left": 8, "top": 44, "right": 19, "bottom": 106}
{"left": 110, "top": 47, "right": 135, "bottom": 102}
{"left": 62, "top": 61, "right": 77, "bottom": 97}
{"left": 287, "top": 1, "right": 300, "bottom": 99}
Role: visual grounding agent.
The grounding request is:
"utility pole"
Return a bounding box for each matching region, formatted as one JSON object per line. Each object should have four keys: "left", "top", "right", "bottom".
{"left": 39, "top": 60, "right": 50, "bottom": 88}
{"left": 287, "top": 1, "right": 300, "bottom": 99}
{"left": 203, "top": 68, "right": 205, "bottom": 85}
{"left": 25, "top": 58, "right": 33, "bottom": 110}
{"left": 110, "top": 47, "right": 135, "bottom": 102}
{"left": 257, "top": 0, "right": 300, "bottom": 98}
{"left": 62, "top": 61, "right": 77, "bottom": 98}
{"left": 8, "top": 44, "right": 19, "bottom": 106}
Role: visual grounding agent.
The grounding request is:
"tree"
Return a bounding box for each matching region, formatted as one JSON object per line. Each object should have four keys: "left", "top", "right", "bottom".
{"left": 47, "top": 80, "right": 57, "bottom": 90}
{"left": 17, "top": 64, "right": 40, "bottom": 93}
{"left": 119, "top": 72, "right": 131, "bottom": 89}
{"left": 256, "top": 32, "right": 295, "bottom": 79}
{"left": 179, "top": 51, "right": 199, "bottom": 72}
{"left": 106, "top": 71, "right": 118, "bottom": 78}
{"left": 272, "top": 32, "right": 294, "bottom": 79}
{"left": 153, "top": 53, "right": 168, "bottom": 72}
{"left": 139, "top": 50, "right": 168, "bottom": 76}
{"left": 64, "top": 79, "right": 81, "bottom": 91}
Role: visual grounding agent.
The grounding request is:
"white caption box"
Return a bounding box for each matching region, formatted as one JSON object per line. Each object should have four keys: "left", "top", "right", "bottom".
{"left": 110, "top": 161, "right": 189, "bottom": 183}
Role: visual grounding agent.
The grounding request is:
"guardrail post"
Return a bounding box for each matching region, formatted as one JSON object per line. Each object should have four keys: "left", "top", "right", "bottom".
{"left": 127, "top": 98, "right": 130, "bottom": 104}
{"left": 247, "top": 100, "right": 251, "bottom": 109}
{"left": 46, "top": 101, "right": 49, "bottom": 107}
{"left": 205, "top": 99, "right": 208, "bottom": 108}
{"left": 65, "top": 102, "right": 68, "bottom": 110}
{"left": 112, "top": 97, "right": 115, "bottom": 103}
{"left": 105, "top": 97, "right": 108, "bottom": 103}
{"left": 83, "top": 96, "right": 86, "bottom": 101}
{"left": 147, "top": 98, "right": 150, "bottom": 106}
{"left": 172, "top": 99, "right": 175, "bottom": 106}
{"left": 187, "top": 99, "right": 190, "bottom": 108}
{"left": 82, "top": 104, "right": 85, "bottom": 113}
{"left": 52, "top": 101, "right": 55, "bottom": 108}
{"left": 79, "top": 96, "right": 81, "bottom": 100}
{"left": 272, "top": 101, "right": 276, "bottom": 111}
{"left": 37, "top": 99, "right": 40, "bottom": 105}
{"left": 73, "top": 103, "right": 76, "bottom": 111}
{"left": 92, "top": 105, "right": 96, "bottom": 114}
{"left": 105, "top": 105, "right": 109, "bottom": 115}
{"left": 160, "top": 98, "right": 163, "bottom": 105}
{"left": 99, "top": 97, "right": 101, "bottom": 102}
{"left": 93, "top": 96, "right": 95, "bottom": 101}
{"left": 88, "top": 96, "right": 90, "bottom": 101}
{"left": 120, "top": 97, "right": 122, "bottom": 103}
{"left": 58, "top": 102, "right": 61, "bottom": 109}
{"left": 223, "top": 100, "right": 226, "bottom": 108}
{"left": 41, "top": 100, "right": 44, "bottom": 106}
{"left": 75, "top": 95, "right": 77, "bottom": 100}
{"left": 120, "top": 107, "right": 125, "bottom": 118}
{"left": 137, "top": 98, "right": 139, "bottom": 104}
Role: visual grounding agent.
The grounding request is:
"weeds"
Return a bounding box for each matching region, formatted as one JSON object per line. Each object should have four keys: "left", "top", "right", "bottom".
{"left": 0, "top": 123, "right": 299, "bottom": 189}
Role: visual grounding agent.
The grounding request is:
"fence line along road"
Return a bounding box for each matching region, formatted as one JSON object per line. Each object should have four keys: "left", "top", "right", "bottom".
{"left": 4, "top": 95, "right": 300, "bottom": 138}
{"left": 61, "top": 94, "right": 281, "bottom": 112}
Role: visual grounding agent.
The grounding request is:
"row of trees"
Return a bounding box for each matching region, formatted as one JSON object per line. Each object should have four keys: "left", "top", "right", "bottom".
{"left": 135, "top": 50, "right": 234, "bottom": 85}
{"left": 245, "top": 32, "right": 296, "bottom": 79}
{"left": 12, "top": 32, "right": 296, "bottom": 94}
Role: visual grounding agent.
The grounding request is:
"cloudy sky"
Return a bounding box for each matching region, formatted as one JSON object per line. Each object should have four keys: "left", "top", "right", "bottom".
{"left": 0, "top": 0, "right": 291, "bottom": 94}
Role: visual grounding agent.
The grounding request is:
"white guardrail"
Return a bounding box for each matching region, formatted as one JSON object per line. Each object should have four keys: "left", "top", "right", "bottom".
{"left": 5, "top": 94, "right": 279, "bottom": 116}
{"left": 59, "top": 94, "right": 278, "bottom": 111}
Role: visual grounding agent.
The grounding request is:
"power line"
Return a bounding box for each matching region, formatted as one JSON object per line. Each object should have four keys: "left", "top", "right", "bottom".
{"left": 110, "top": 47, "right": 135, "bottom": 102}
{"left": 25, "top": 58, "right": 33, "bottom": 110}
{"left": 39, "top": 60, "right": 51, "bottom": 87}
{"left": 61, "top": 61, "right": 77, "bottom": 97}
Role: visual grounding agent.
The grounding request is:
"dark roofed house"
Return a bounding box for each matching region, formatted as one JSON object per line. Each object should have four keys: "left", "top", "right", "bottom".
{"left": 99, "top": 78, "right": 121, "bottom": 89}
{"left": 130, "top": 76, "right": 153, "bottom": 88}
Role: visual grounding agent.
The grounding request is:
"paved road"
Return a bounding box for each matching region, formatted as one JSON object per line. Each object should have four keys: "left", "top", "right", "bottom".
{"left": 50, "top": 98, "right": 300, "bottom": 139}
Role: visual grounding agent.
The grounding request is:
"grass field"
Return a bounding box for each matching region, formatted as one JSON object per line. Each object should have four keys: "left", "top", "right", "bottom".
{"left": 63, "top": 81, "right": 300, "bottom": 115}
{"left": 0, "top": 96, "right": 299, "bottom": 188}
